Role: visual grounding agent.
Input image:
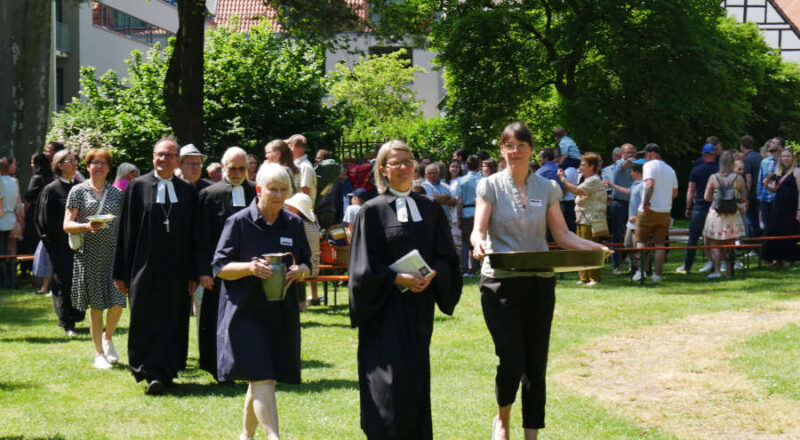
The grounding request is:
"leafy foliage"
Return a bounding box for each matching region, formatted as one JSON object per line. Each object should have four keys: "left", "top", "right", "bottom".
{"left": 48, "top": 23, "right": 333, "bottom": 171}
{"left": 327, "top": 49, "right": 424, "bottom": 140}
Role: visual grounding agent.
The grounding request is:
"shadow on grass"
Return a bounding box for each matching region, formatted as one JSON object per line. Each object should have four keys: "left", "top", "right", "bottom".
{"left": 307, "top": 305, "right": 350, "bottom": 315}
{"left": 301, "top": 359, "right": 333, "bottom": 369}
{"left": 167, "top": 381, "right": 247, "bottom": 397}
{"left": 0, "top": 335, "right": 91, "bottom": 344}
{"left": 282, "top": 378, "right": 358, "bottom": 394}
{"left": 0, "top": 381, "right": 37, "bottom": 392}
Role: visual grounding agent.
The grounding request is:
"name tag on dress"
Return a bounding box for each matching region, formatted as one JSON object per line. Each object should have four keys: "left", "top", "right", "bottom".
{"left": 280, "top": 237, "right": 293, "bottom": 246}
{"left": 529, "top": 199, "right": 543, "bottom": 207}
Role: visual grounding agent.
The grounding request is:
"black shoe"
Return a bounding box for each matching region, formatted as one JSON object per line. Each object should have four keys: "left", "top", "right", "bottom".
{"left": 145, "top": 380, "right": 165, "bottom": 395}
{"left": 309, "top": 298, "right": 321, "bottom": 306}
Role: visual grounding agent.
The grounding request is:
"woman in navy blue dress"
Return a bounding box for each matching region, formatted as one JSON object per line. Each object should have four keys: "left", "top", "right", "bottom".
{"left": 213, "top": 163, "right": 311, "bottom": 440}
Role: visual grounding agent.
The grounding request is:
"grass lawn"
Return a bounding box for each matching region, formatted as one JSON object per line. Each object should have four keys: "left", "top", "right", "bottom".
{"left": 1, "top": 251, "right": 798, "bottom": 440}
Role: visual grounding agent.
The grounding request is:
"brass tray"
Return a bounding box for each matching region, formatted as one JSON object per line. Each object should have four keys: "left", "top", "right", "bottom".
{"left": 487, "top": 250, "right": 611, "bottom": 273}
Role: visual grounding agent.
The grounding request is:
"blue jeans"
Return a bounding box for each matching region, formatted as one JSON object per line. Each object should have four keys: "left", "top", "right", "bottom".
{"left": 746, "top": 199, "right": 760, "bottom": 237}
{"left": 683, "top": 204, "right": 710, "bottom": 271}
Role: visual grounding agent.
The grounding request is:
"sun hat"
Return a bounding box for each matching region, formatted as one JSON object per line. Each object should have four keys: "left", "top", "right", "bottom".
{"left": 179, "top": 144, "right": 207, "bottom": 161}
{"left": 284, "top": 192, "right": 316, "bottom": 222}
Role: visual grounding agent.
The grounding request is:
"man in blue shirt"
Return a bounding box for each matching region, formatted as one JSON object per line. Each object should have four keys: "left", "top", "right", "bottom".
{"left": 740, "top": 135, "right": 762, "bottom": 238}
{"left": 757, "top": 137, "right": 782, "bottom": 240}
{"left": 606, "top": 143, "right": 637, "bottom": 274}
{"left": 676, "top": 144, "right": 718, "bottom": 274}
{"left": 456, "top": 155, "right": 482, "bottom": 275}
{"left": 553, "top": 127, "right": 581, "bottom": 169}
{"left": 535, "top": 148, "right": 559, "bottom": 183}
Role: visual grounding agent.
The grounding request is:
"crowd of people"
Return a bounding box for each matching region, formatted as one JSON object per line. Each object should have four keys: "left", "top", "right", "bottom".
{"left": 4, "top": 123, "right": 799, "bottom": 440}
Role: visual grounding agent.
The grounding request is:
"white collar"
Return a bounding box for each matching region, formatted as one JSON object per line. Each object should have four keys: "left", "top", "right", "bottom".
{"left": 59, "top": 177, "right": 74, "bottom": 184}
{"left": 231, "top": 184, "right": 245, "bottom": 207}
{"left": 388, "top": 188, "right": 421, "bottom": 222}
{"left": 294, "top": 154, "right": 309, "bottom": 165}
{"left": 155, "top": 174, "right": 178, "bottom": 204}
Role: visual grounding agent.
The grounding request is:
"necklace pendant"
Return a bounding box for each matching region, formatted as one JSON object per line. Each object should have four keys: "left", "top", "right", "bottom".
{"left": 164, "top": 218, "right": 170, "bottom": 233}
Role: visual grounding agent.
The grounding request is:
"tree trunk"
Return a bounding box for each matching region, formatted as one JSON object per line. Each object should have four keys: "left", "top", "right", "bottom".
{"left": 0, "top": 0, "right": 53, "bottom": 193}
{"left": 164, "top": 0, "right": 205, "bottom": 149}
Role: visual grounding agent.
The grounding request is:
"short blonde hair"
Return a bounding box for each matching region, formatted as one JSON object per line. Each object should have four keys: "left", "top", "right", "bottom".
{"left": 256, "top": 162, "right": 294, "bottom": 197}
{"left": 373, "top": 140, "right": 413, "bottom": 194}
{"left": 52, "top": 150, "right": 74, "bottom": 175}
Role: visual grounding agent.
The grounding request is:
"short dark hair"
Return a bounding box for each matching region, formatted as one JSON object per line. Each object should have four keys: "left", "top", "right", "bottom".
{"left": 316, "top": 149, "right": 332, "bottom": 160}
{"left": 476, "top": 150, "right": 490, "bottom": 161}
{"left": 740, "top": 135, "right": 754, "bottom": 150}
{"left": 631, "top": 162, "right": 644, "bottom": 174}
{"left": 539, "top": 148, "right": 555, "bottom": 162}
{"left": 466, "top": 155, "right": 480, "bottom": 171}
{"left": 773, "top": 136, "right": 786, "bottom": 148}
{"left": 46, "top": 141, "right": 64, "bottom": 153}
{"left": 500, "top": 122, "right": 534, "bottom": 148}
{"left": 553, "top": 127, "right": 567, "bottom": 137}
{"left": 454, "top": 148, "right": 467, "bottom": 161}
{"left": 643, "top": 143, "right": 662, "bottom": 155}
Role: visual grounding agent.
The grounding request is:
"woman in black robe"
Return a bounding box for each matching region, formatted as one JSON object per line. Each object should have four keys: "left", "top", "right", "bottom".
{"left": 763, "top": 148, "right": 800, "bottom": 264}
{"left": 348, "top": 140, "right": 462, "bottom": 440}
{"left": 22, "top": 153, "right": 52, "bottom": 276}
{"left": 35, "top": 150, "right": 84, "bottom": 335}
{"left": 213, "top": 163, "right": 311, "bottom": 440}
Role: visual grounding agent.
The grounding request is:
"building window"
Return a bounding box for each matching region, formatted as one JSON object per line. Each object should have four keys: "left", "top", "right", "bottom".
{"left": 368, "top": 46, "right": 413, "bottom": 66}
{"left": 91, "top": 1, "right": 174, "bottom": 47}
{"left": 56, "top": 67, "right": 65, "bottom": 110}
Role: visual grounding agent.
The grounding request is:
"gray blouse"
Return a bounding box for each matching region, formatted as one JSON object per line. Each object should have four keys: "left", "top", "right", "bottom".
{"left": 477, "top": 171, "right": 562, "bottom": 278}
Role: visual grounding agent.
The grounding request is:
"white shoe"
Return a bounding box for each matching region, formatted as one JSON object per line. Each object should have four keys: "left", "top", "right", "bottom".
{"left": 65, "top": 329, "right": 77, "bottom": 337}
{"left": 93, "top": 354, "right": 113, "bottom": 370}
{"left": 576, "top": 280, "right": 586, "bottom": 285}
{"left": 735, "top": 261, "right": 744, "bottom": 269}
{"left": 675, "top": 265, "right": 688, "bottom": 274}
{"left": 698, "top": 262, "right": 713, "bottom": 273}
{"left": 585, "top": 281, "right": 599, "bottom": 286}
{"left": 632, "top": 271, "right": 644, "bottom": 281}
{"left": 720, "top": 261, "right": 728, "bottom": 272}
{"left": 102, "top": 333, "right": 118, "bottom": 364}
{"left": 707, "top": 272, "right": 722, "bottom": 279}
{"left": 651, "top": 274, "right": 663, "bottom": 282}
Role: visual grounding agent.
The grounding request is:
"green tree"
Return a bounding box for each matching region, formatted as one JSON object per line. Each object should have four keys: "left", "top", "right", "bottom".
{"left": 327, "top": 49, "right": 424, "bottom": 140}
{"left": 48, "top": 23, "right": 334, "bottom": 170}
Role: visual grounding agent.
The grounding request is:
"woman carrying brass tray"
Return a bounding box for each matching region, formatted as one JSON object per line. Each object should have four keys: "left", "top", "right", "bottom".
{"left": 348, "top": 140, "right": 463, "bottom": 440}
{"left": 472, "top": 122, "right": 606, "bottom": 440}
{"left": 213, "top": 162, "right": 311, "bottom": 440}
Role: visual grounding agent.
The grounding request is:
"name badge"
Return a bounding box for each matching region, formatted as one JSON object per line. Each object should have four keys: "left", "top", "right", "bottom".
{"left": 280, "top": 237, "right": 293, "bottom": 246}
{"left": 529, "top": 199, "right": 543, "bottom": 207}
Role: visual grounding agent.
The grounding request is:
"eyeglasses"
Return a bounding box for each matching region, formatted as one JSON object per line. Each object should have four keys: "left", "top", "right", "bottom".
{"left": 385, "top": 160, "right": 414, "bottom": 168}
{"left": 89, "top": 160, "right": 108, "bottom": 167}
{"left": 182, "top": 161, "right": 203, "bottom": 168}
{"left": 227, "top": 166, "right": 247, "bottom": 173}
{"left": 62, "top": 159, "right": 77, "bottom": 164}
{"left": 154, "top": 153, "right": 177, "bottom": 159}
{"left": 501, "top": 143, "right": 531, "bottom": 151}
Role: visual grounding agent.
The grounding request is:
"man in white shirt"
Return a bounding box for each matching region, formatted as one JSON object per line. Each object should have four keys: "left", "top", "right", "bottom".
{"left": 634, "top": 143, "right": 678, "bottom": 282}
{"left": 421, "top": 163, "right": 457, "bottom": 221}
{"left": 287, "top": 134, "right": 317, "bottom": 202}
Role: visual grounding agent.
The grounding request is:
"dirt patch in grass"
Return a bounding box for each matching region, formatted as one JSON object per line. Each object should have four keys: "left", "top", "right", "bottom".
{"left": 553, "top": 299, "right": 800, "bottom": 440}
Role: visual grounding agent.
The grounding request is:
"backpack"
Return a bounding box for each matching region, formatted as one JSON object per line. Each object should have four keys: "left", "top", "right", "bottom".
{"left": 347, "top": 162, "right": 375, "bottom": 192}
{"left": 314, "top": 159, "right": 341, "bottom": 207}
{"left": 713, "top": 174, "right": 738, "bottom": 215}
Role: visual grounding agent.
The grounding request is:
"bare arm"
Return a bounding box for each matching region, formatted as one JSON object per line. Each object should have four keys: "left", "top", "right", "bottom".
{"left": 704, "top": 176, "right": 716, "bottom": 202}
{"left": 685, "top": 181, "right": 696, "bottom": 218}
{"left": 63, "top": 208, "right": 102, "bottom": 234}
{"left": 642, "top": 178, "right": 654, "bottom": 212}
{"left": 557, "top": 168, "right": 586, "bottom": 196}
{"left": 470, "top": 197, "right": 492, "bottom": 259}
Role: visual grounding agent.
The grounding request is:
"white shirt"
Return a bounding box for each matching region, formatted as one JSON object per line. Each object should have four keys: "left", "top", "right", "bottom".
{"left": 639, "top": 159, "right": 678, "bottom": 213}
{"left": 342, "top": 204, "right": 362, "bottom": 225}
{"left": 0, "top": 175, "right": 18, "bottom": 231}
{"left": 294, "top": 154, "right": 317, "bottom": 202}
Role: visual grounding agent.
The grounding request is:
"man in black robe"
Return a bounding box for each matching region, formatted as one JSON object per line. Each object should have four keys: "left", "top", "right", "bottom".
{"left": 36, "top": 151, "right": 84, "bottom": 335}
{"left": 195, "top": 146, "right": 256, "bottom": 380}
{"left": 114, "top": 137, "right": 198, "bottom": 395}
{"left": 348, "top": 190, "right": 462, "bottom": 439}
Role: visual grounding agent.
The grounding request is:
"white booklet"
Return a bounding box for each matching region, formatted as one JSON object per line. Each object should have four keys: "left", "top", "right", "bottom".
{"left": 389, "top": 249, "right": 434, "bottom": 292}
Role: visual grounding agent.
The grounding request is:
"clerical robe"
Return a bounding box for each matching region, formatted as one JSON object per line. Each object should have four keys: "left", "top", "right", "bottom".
{"left": 36, "top": 178, "right": 84, "bottom": 330}
{"left": 348, "top": 192, "right": 462, "bottom": 440}
{"left": 114, "top": 171, "right": 198, "bottom": 384}
{"left": 195, "top": 179, "right": 256, "bottom": 379}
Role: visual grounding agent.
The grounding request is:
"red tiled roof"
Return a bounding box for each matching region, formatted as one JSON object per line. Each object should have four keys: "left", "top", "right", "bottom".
{"left": 214, "top": 0, "right": 369, "bottom": 33}
{"left": 774, "top": 0, "right": 800, "bottom": 34}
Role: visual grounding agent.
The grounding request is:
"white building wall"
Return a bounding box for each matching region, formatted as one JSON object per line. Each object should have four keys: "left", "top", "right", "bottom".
{"left": 325, "top": 34, "right": 445, "bottom": 117}
{"left": 77, "top": 0, "right": 179, "bottom": 82}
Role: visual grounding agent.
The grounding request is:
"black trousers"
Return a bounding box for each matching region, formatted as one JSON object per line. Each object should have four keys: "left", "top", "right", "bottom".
{"left": 609, "top": 200, "right": 629, "bottom": 268}
{"left": 480, "top": 275, "right": 556, "bottom": 430}
{"left": 560, "top": 200, "right": 576, "bottom": 233}
{"left": 0, "top": 231, "right": 16, "bottom": 289}
{"left": 45, "top": 242, "right": 84, "bottom": 330}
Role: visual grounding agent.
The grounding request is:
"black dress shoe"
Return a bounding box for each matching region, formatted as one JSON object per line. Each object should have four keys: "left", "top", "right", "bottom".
{"left": 145, "top": 380, "right": 165, "bottom": 395}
